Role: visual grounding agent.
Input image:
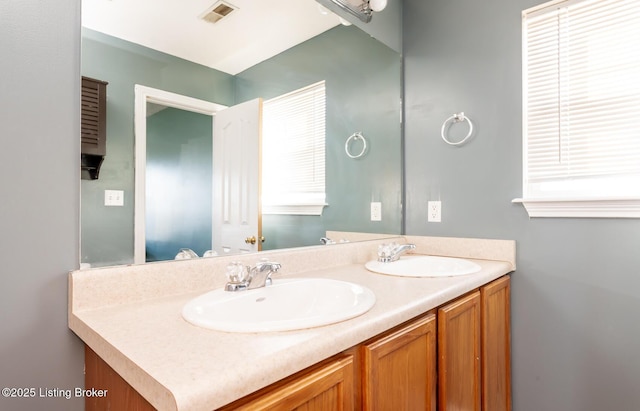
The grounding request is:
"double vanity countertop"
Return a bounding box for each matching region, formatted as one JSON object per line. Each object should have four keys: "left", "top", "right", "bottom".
{"left": 69, "top": 235, "right": 516, "bottom": 411}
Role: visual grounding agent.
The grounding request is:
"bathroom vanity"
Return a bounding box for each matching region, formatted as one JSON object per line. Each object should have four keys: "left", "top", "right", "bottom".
{"left": 69, "top": 235, "right": 515, "bottom": 410}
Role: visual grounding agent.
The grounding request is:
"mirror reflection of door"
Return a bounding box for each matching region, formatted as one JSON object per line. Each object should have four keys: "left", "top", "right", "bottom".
{"left": 213, "top": 98, "right": 262, "bottom": 256}
{"left": 145, "top": 104, "right": 213, "bottom": 262}
{"left": 136, "top": 88, "right": 262, "bottom": 263}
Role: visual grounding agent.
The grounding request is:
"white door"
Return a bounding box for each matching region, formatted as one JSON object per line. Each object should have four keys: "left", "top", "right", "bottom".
{"left": 212, "top": 98, "right": 262, "bottom": 255}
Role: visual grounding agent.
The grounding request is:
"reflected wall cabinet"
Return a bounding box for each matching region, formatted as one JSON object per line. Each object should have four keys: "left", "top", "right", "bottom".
{"left": 81, "top": 76, "right": 108, "bottom": 180}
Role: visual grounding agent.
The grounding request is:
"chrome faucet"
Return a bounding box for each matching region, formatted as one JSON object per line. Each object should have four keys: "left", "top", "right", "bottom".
{"left": 247, "top": 261, "right": 281, "bottom": 289}
{"left": 224, "top": 261, "right": 282, "bottom": 291}
{"left": 377, "top": 243, "right": 416, "bottom": 263}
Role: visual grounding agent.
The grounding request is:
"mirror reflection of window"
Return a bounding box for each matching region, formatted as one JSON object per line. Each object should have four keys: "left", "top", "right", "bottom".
{"left": 262, "top": 81, "right": 327, "bottom": 215}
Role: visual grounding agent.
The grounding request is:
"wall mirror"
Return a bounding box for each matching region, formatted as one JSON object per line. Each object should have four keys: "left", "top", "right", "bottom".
{"left": 80, "top": 0, "right": 403, "bottom": 267}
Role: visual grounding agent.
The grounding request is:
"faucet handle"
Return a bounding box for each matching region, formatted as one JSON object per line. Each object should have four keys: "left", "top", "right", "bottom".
{"left": 377, "top": 243, "right": 394, "bottom": 259}
{"left": 256, "top": 260, "right": 281, "bottom": 273}
{"left": 225, "top": 261, "right": 248, "bottom": 283}
{"left": 377, "top": 242, "right": 415, "bottom": 263}
{"left": 243, "top": 260, "right": 281, "bottom": 290}
{"left": 175, "top": 248, "right": 199, "bottom": 260}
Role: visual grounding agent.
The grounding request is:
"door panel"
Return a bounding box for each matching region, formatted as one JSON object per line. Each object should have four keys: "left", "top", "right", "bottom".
{"left": 438, "top": 291, "right": 482, "bottom": 411}
{"left": 213, "top": 98, "right": 262, "bottom": 255}
{"left": 482, "top": 276, "right": 512, "bottom": 411}
{"left": 362, "top": 313, "right": 437, "bottom": 411}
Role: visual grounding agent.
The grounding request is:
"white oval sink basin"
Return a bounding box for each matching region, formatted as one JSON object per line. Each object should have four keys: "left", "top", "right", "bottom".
{"left": 182, "top": 278, "right": 376, "bottom": 333}
{"left": 365, "top": 255, "right": 481, "bottom": 278}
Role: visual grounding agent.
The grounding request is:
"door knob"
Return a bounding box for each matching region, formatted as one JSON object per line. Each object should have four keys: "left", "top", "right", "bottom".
{"left": 245, "top": 236, "right": 265, "bottom": 245}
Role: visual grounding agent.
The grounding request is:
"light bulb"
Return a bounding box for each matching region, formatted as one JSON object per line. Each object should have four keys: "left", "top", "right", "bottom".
{"left": 317, "top": 4, "right": 329, "bottom": 15}
{"left": 369, "top": 0, "right": 387, "bottom": 12}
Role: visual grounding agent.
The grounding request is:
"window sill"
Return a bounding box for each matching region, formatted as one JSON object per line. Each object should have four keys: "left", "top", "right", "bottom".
{"left": 262, "top": 203, "right": 327, "bottom": 216}
{"left": 512, "top": 198, "right": 640, "bottom": 218}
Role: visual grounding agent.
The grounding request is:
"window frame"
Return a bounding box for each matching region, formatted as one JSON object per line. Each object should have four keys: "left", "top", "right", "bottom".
{"left": 515, "top": 0, "right": 640, "bottom": 218}
{"left": 261, "top": 81, "right": 327, "bottom": 216}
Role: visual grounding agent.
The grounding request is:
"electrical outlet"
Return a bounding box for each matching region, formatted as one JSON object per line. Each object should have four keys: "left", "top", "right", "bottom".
{"left": 428, "top": 201, "right": 441, "bottom": 222}
{"left": 370, "top": 202, "right": 382, "bottom": 221}
{"left": 105, "top": 190, "right": 124, "bottom": 207}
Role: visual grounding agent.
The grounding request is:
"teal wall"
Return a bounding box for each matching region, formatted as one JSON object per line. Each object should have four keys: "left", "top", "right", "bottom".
{"left": 236, "top": 25, "right": 403, "bottom": 250}
{"left": 146, "top": 107, "right": 213, "bottom": 261}
{"left": 81, "top": 29, "right": 235, "bottom": 266}
{"left": 82, "top": 25, "right": 402, "bottom": 263}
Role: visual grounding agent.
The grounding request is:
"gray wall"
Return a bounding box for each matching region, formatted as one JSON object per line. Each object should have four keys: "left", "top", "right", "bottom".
{"left": 0, "top": 1, "right": 84, "bottom": 411}
{"left": 403, "top": 0, "right": 640, "bottom": 410}
{"left": 3, "top": 1, "right": 636, "bottom": 410}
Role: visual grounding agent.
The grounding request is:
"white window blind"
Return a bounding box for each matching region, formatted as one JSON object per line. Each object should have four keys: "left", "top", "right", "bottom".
{"left": 518, "top": 0, "right": 640, "bottom": 217}
{"left": 262, "top": 81, "right": 327, "bottom": 215}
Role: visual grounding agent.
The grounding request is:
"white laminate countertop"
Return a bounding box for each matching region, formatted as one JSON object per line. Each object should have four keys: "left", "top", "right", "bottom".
{"left": 69, "top": 236, "right": 515, "bottom": 410}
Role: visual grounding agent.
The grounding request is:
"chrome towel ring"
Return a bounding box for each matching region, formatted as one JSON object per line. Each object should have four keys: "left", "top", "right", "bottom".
{"left": 345, "top": 132, "right": 367, "bottom": 159}
{"left": 441, "top": 112, "right": 474, "bottom": 146}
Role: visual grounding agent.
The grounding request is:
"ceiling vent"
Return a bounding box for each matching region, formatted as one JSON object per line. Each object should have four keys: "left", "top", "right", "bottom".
{"left": 200, "top": 1, "right": 237, "bottom": 24}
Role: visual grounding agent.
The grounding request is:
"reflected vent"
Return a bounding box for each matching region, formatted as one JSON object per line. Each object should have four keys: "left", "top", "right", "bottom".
{"left": 201, "top": 1, "right": 237, "bottom": 24}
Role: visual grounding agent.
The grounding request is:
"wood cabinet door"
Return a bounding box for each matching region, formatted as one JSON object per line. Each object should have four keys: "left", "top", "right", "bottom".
{"left": 85, "top": 346, "right": 155, "bottom": 411}
{"left": 362, "top": 313, "right": 437, "bottom": 411}
{"left": 438, "top": 291, "right": 481, "bottom": 411}
{"left": 482, "top": 275, "right": 512, "bottom": 411}
{"left": 222, "top": 354, "right": 354, "bottom": 411}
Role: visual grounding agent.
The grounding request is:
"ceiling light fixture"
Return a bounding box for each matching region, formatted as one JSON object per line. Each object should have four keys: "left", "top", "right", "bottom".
{"left": 315, "top": 0, "right": 387, "bottom": 24}
{"left": 368, "top": 0, "right": 387, "bottom": 12}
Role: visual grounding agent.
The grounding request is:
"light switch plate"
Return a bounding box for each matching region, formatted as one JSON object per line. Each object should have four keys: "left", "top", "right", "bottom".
{"left": 105, "top": 190, "right": 124, "bottom": 207}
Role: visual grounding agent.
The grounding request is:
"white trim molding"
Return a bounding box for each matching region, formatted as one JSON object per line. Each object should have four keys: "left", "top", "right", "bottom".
{"left": 133, "top": 85, "right": 227, "bottom": 264}
{"left": 262, "top": 203, "right": 327, "bottom": 216}
{"left": 512, "top": 198, "right": 640, "bottom": 218}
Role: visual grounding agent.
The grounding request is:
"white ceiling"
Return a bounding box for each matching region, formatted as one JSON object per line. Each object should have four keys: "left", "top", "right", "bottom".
{"left": 82, "top": 0, "right": 341, "bottom": 75}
